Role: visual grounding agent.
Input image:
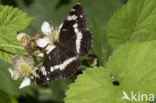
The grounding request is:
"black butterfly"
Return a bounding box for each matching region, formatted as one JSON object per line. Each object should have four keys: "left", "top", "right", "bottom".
{"left": 35, "top": 3, "right": 92, "bottom": 85}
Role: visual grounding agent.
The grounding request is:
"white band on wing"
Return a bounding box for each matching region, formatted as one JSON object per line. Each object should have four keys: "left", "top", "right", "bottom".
{"left": 50, "top": 57, "right": 77, "bottom": 72}
{"left": 73, "top": 23, "right": 83, "bottom": 53}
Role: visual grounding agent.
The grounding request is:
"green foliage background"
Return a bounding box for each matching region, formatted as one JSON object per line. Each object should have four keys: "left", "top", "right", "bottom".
{"left": 1, "top": 0, "right": 156, "bottom": 103}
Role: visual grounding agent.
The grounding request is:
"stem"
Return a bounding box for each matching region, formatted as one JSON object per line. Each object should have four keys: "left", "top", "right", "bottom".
{"left": 0, "top": 44, "right": 24, "bottom": 49}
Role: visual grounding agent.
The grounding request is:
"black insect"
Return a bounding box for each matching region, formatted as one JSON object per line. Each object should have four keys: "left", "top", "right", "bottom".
{"left": 35, "top": 3, "right": 92, "bottom": 85}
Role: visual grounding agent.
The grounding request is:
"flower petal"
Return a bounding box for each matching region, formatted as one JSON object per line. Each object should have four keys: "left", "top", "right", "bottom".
{"left": 41, "top": 21, "right": 53, "bottom": 35}
{"left": 11, "top": 54, "right": 23, "bottom": 68}
{"left": 9, "top": 68, "right": 19, "bottom": 80}
{"left": 17, "top": 32, "right": 26, "bottom": 41}
{"left": 37, "top": 53, "right": 44, "bottom": 58}
{"left": 19, "top": 77, "right": 31, "bottom": 89}
{"left": 36, "top": 37, "right": 49, "bottom": 48}
{"left": 46, "top": 45, "right": 55, "bottom": 54}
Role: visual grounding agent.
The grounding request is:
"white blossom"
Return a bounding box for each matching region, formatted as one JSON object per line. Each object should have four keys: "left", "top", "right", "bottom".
{"left": 9, "top": 54, "right": 34, "bottom": 89}
{"left": 36, "top": 21, "right": 61, "bottom": 53}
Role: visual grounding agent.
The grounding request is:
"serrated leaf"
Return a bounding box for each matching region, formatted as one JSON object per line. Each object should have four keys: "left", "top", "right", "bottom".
{"left": 0, "top": 5, "right": 33, "bottom": 32}
{"left": 65, "top": 41, "right": 156, "bottom": 103}
{"left": 0, "top": 33, "right": 25, "bottom": 63}
{"left": 64, "top": 67, "right": 131, "bottom": 103}
{"left": 107, "top": 0, "right": 156, "bottom": 48}
{"left": 64, "top": 67, "right": 114, "bottom": 103}
{"left": 108, "top": 41, "right": 156, "bottom": 98}
{"left": 0, "top": 5, "right": 33, "bottom": 63}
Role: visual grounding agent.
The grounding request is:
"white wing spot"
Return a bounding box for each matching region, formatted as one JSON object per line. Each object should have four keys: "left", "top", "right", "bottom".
{"left": 40, "top": 66, "right": 48, "bottom": 76}
{"left": 50, "top": 67, "right": 54, "bottom": 72}
{"left": 63, "top": 29, "right": 67, "bottom": 31}
{"left": 41, "top": 66, "right": 45, "bottom": 72}
{"left": 73, "top": 16, "right": 77, "bottom": 20}
{"left": 45, "top": 71, "right": 47, "bottom": 76}
{"left": 73, "top": 23, "right": 78, "bottom": 28}
{"left": 49, "top": 56, "right": 51, "bottom": 61}
{"left": 67, "top": 15, "right": 77, "bottom": 21}
{"left": 71, "top": 9, "right": 75, "bottom": 12}
{"left": 47, "top": 77, "right": 49, "bottom": 80}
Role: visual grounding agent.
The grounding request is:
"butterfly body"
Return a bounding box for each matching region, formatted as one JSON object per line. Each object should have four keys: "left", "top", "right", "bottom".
{"left": 35, "top": 3, "right": 92, "bottom": 85}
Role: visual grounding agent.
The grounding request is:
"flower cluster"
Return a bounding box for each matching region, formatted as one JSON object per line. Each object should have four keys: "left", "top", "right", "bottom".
{"left": 9, "top": 21, "right": 61, "bottom": 89}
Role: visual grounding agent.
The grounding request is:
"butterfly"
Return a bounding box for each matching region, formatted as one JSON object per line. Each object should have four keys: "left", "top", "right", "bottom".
{"left": 35, "top": 3, "right": 92, "bottom": 85}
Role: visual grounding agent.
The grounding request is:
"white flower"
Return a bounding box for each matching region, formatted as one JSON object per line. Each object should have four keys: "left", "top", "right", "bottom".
{"left": 9, "top": 54, "right": 35, "bottom": 89}
{"left": 17, "top": 32, "right": 27, "bottom": 41}
{"left": 36, "top": 21, "right": 61, "bottom": 54}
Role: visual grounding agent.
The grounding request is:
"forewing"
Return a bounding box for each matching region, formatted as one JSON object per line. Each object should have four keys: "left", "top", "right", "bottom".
{"left": 59, "top": 3, "right": 92, "bottom": 55}
{"left": 59, "top": 3, "right": 86, "bottom": 43}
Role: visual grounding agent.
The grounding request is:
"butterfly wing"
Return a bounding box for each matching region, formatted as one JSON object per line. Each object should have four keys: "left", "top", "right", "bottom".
{"left": 59, "top": 3, "right": 92, "bottom": 56}
{"left": 35, "top": 46, "right": 80, "bottom": 85}
{"left": 35, "top": 3, "right": 91, "bottom": 85}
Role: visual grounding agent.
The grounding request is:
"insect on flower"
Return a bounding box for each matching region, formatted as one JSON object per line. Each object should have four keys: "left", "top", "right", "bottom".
{"left": 35, "top": 3, "right": 92, "bottom": 85}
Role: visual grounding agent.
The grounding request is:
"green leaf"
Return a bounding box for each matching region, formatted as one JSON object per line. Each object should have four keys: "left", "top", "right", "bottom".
{"left": 107, "top": 0, "right": 156, "bottom": 48}
{"left": 0, "top": 90, "right": 18, "bottom": 103}
{"left": 64, "top": 67, "right": 114, "bottom": 103}
{"left": 0, "top": 5, "right": 32, "bottom": 32}
{"left": 65, "top": 41, "right": 156, "bottom": 103}
{"left": 108, "top": 41, "right": 156, "bottom": 97}
{"left": 0, "top": 33, "right": 24, "bottom": 63}
{"left": 0, "top": 5, "right": 33, "bottom": 63}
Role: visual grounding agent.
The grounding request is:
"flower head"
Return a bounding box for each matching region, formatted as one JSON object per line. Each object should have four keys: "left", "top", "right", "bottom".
{"left": 17, "top": 32, "right": 41, "bottom": 54}
{"left": 36, "top": 21, "right": 61, "bottom": 54}
{"left": 9, "top": 54, "right": 35, "bottom": 89}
